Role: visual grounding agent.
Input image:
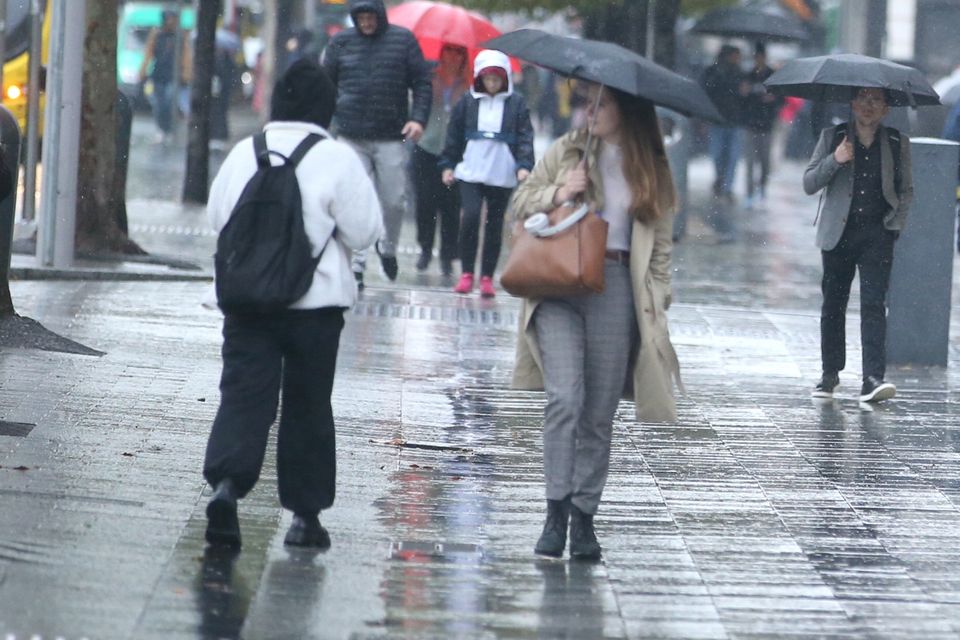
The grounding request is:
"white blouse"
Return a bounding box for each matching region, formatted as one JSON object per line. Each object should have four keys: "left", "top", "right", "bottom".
{"left": 597, "top": 141, "right": 632, "bottom": 252}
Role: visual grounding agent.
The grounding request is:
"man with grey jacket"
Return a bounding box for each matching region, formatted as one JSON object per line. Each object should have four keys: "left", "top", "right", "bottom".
{"left": 803, "top": 87, "right": 913, "bottom": 403}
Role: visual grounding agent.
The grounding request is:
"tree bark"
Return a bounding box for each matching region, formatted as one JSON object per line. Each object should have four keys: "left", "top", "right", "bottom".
{"left": 0, "top": 282, "right": 13, "bottom": 316}
{"left": 75, "top": 0, "right": 143, "bottom": 255}
{"left": 182, "top": 0, "right": 221, "bottom": 204}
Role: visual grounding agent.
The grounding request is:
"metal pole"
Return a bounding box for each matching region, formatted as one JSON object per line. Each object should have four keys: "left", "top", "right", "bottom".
{"left": 21, "top": 0, "right": 43, "bottom": 222}
{"left": 645, "top": 0, "right": 655, "bottom": 60}
{"left": 0, "top": 106, "right": 22, "bottom": 279}
{"left": 37, "top": 0, "right": 84, "bottom": 268}
{"left": 304, "top": 0, "right": 316, "bottom": 32}
{"left": 0, "top": 0, "right": 8, "bottom": 89}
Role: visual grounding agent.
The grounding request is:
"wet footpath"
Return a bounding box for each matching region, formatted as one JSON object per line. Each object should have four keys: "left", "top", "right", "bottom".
{"left": 3, "top": 134, "right": 960, "bottom": 638}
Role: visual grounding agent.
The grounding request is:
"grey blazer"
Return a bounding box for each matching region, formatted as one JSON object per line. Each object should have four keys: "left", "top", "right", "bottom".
{"left": 803, "top": 124, "right": 913, "bottom": 251}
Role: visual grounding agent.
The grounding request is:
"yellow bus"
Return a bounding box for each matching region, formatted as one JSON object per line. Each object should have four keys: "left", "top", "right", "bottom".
{"left": 1, "top": 0, "right": 50, "bottom": 135}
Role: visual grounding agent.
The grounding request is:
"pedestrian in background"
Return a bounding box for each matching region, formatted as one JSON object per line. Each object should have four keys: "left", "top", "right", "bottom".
{"left": 702, "top": 44, "right": 748, "bottom": 203}
{"left": 743, "top": 42, "right": 782, "bottom": 208}
{"left": 441, "top": 49, "right": 535, "bottom": 298}
{"left": 139, "top": 10, "right": 191, "bottom": 144}
{"left": 412, "top": 45, "right": 470, "bottom": 276}
{"left": 804, "top": 87, "right": 913, "bottom": 403}
{"left": 323, "top": 0, "right": 432, "bottom": 289}
{"left": 511, "top": 85, "right": 681, "bottom": 560}
{"left": 202, "top": 60, "right": 381, "bottom": 550}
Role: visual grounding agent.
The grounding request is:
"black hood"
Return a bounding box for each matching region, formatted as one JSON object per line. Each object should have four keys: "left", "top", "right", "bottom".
{"left": 349, "top": 0, "right": 388, "bottom": 37}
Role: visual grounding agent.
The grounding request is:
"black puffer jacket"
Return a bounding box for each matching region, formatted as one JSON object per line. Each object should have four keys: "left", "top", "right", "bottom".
{"left": 323, "top": 0, "right": 432, "bottom": 141}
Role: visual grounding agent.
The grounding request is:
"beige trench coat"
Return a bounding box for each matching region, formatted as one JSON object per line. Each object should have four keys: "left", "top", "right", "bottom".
{"left": 509, "top": 128, "right": 683, "bottom": 423}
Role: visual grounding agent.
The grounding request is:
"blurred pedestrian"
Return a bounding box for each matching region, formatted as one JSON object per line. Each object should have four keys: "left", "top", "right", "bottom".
{"left": 511, "top": 85, "right": 681, "bottom": 560}
{"left": 804, "top": 87, "right": 913, "bottom": 403}
{"left": 701, "top": 44, "right": 748, "bottom": 201}
{"left": 743, "top": 42, "right": 783, "bottom": 207}
{"left": 440, "top": 49, "right": 535, "bottom": 299}
{"left": 323, "top": 0, "right": 432, "bottom": 289}
{"left": 202, "top": 60, "right": 381, "bottom": 550}
{"left": 139, "top": 10, "right": 192, "bottom": 143}
{"left": 210, "top": 27, "right": 240, "bottom": 150}
{"left": 412, "top": 45, "right": 469, "bottom": 276}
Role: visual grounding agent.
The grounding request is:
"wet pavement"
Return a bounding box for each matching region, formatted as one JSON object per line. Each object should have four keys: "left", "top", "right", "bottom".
{"left": 3, "top": 108, "right": 960, "bottom": 638}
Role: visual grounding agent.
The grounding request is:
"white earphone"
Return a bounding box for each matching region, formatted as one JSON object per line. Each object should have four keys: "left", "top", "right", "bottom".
{"left": 523, "top": 202, "right": 591, "bottom": 238}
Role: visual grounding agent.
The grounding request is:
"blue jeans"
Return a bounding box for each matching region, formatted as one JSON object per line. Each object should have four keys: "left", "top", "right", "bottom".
{"left": 151, "top": 81, "right": 176, "bottom": 134}
{"left": 709, "top": 125, "right": 742, "bottom": 195}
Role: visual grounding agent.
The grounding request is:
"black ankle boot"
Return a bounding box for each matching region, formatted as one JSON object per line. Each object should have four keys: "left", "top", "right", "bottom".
{"left": 284, "top": 513, "right": 331, "bottom": 549}
{"left": 569, "top": 503, "right": 601, "bottom": 561}
{"left": 534, "top": 496, "right": 571, "bottom": 558}
{"left": 205, "top": 479, "right": 241, "bottom": 548}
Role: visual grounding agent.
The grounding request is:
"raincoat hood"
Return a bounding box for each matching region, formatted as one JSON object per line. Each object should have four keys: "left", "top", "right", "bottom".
{"left": 471, "top": 49, "right": 513, "bottom": 97}
{"left": 349, "top": 0, "right": 388, "bottom": 37}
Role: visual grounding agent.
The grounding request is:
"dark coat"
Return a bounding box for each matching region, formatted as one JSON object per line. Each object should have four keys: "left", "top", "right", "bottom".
{"left": 438, "top": 92, "right": 536, "bottom": 173}
{"left": 701, "top": 61, "right": 746, "bottom": 125}
{"left": 323, "top": 0, "right": 431, "bottom": 141}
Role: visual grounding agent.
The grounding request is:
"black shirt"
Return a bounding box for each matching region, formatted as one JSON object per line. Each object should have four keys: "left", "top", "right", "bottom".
{"left": 847, "top": 134, "right": 887, "bottom": 227}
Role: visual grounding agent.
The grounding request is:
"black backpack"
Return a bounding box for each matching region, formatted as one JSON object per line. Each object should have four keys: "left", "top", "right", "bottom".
{"left": 215, "top": 132, "right": 328, "bottom": 314}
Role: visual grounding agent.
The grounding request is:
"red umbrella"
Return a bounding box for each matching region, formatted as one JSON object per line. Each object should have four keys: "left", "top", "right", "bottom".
{"left": 387, "top": 0, "right": 520, "bottom": 71}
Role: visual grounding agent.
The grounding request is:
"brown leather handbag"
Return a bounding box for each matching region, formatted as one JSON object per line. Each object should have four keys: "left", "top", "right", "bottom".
{"left": 500, "top": 201, "right": 609, "bottom": 299}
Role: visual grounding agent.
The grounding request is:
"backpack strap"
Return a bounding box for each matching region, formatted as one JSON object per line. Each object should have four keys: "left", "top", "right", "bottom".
{"left": 287, "top": 133, "right": 324, "bottom": 167}
{"left": 886, "top": 126, "right": 902, "bottom": 195}
{"left": 253, "top": 132, "right": 272, "bottom": 169}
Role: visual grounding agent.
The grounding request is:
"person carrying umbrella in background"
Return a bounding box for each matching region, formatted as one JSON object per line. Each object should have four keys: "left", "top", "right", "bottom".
{"left": 412, "top": 45, "right": 470, "bottom": 277}
{"left": 743, "top": 42, "right": 783, "bottom": 208}
{"left": 440, "top": 49, "right": 535, "bottom": 298}
{"left": 765, "top": 54, "right": 938, "bottom": 403}
{"left": 701, "top": 45, "right": 748, "bottom": 205}
{"left": 803, "top": 88, "right": 912, "bottom": 402}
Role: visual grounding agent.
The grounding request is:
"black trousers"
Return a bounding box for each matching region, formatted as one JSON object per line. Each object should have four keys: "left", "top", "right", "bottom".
{"left": 820, "top": 221, "right": 895, "bottom": 379}
{"left": 203, "top": 308, "right": 344, "bottom": 516}
{"left": 412, "top": 146, "right": 460, "bottom": 261}
{"left": 458, "top": 180, "right": 512, "bottom": 277}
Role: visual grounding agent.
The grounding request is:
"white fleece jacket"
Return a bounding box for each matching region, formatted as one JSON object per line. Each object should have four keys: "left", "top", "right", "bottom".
{"left": 207, "top": 121, "right": 381, "bottom": 310}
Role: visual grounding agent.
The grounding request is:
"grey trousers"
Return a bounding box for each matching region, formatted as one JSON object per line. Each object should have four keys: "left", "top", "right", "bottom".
{"left": 533, "top": 262, "right": 636, "bottom": 514}
{"left": 341, "top": 137, "right": 410, "bottom": 271}
{"left": 745, "top": 129, "right": 772, "bottom": 198}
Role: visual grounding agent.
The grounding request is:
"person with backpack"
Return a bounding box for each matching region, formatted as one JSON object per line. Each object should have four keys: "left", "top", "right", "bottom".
{"left": 440, "top": 49, "right": 535, "bottom": 298}
{"left": 202, "top": 60, "right": 381, "bottom": 550}
{"left": 804, "top": 87, "right": 913, "bottom": 403}
{"left": 139, "top": 10, "right": 191, "bottom": 144}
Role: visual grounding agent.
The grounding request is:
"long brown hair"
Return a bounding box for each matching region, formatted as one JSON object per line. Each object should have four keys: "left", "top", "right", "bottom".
{"left": 606, "top": 88, "right": 674, "bottom": 224}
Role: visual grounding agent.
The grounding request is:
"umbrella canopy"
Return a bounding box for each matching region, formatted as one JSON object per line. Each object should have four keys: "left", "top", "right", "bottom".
{"left": 387, "top": 1, "right": 519, "bottom": 71}
{"left": 691, "top": 6, "right": 810, "bottom": 43}
{"left": 764, "top": 53, "right": 941, "bottom": 107}
{"left": 481, "top": 29, "right": 723, "bottom": 122}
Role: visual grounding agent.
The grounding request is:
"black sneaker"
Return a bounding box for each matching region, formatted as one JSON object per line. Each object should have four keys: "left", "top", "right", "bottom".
{"left": 416, "top": 251, "right": 431, "bottom": 272}
{"left": 375, "top": 243, "right": 399, "bottom": 281}
{"left": 354, "top": 271, "right": 364, "bottom": 291}
{"left": 860, "top": 375, "right": 896, "bottom": 402}
{"left": 205, "top": 479, "right": 241, "bottom": 549}
{"left": 812, "top": 372, "right": 840, "bottom": 398}
{"left": 440, "top": 259, "right": 454, "bottom": 277}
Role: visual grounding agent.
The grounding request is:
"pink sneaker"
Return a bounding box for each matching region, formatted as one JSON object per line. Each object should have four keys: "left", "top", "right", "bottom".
{"left": 453, "top": 273, "right": 474, "bottom": 294}
{"left": 479, "top": 276, "right": 496, "bottom": 298}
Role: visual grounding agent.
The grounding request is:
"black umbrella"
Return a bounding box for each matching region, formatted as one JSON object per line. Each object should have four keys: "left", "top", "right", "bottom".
{"left": 763, "top": 54, "right": 941, "bottom": 107}
{"left": 481, "top": 29, "right": 723, "bottom": 122}
{"left": 691, "top": 6, "right": 809, "bottom": 43}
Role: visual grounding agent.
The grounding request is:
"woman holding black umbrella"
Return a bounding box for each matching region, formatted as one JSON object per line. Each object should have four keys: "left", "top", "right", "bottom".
{"left": 511, "top": 85, "right": 680, "bottom": 560}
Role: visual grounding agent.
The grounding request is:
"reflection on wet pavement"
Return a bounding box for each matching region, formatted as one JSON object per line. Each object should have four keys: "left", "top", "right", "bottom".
{"left": 2, "top": 120, "right": 960, "bottom": 637}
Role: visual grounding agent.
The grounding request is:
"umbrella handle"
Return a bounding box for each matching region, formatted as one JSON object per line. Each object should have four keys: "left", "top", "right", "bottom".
{"left": 905, "top": 81, "right": 917, "bottom": 109}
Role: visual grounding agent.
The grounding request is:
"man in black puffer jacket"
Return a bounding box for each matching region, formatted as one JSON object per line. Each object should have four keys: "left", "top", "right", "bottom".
{"left": 324, "top": 0, "right": 432, "bottom": 288}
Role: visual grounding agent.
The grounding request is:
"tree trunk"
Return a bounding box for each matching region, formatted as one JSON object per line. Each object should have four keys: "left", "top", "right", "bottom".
{"left": 0, "top": 282, "right": 13, "bottom": 316}
{"left": 75, "top": 0, "right": 143, "bottom": 255}
{"left": 182, "top": 0, "right": 221, "bottom": 204}
{"left": 653, "top": 0, "right": 681, "bottom": 69}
